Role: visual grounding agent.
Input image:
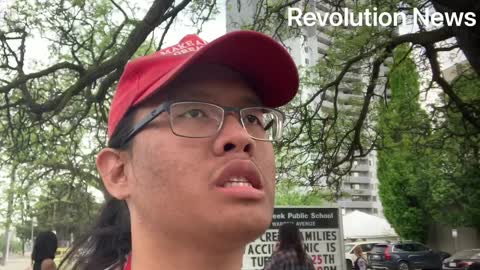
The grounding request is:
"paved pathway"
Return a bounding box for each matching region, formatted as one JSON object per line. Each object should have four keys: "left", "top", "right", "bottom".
{"left": 0, "top": 255, "right": 30, "bottom": 270}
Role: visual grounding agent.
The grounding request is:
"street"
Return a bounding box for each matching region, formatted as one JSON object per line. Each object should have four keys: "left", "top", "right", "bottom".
{"left": 0, "top": 255, "right": 30, "bottom": 270}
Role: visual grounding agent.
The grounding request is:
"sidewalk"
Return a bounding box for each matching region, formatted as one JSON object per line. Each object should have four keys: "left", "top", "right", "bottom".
{"left": 0, "top": 255, "right": 30, "bottom": 270}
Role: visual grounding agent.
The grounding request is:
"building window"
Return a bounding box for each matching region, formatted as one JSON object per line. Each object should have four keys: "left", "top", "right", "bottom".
{"left": 305, "top": 58, "right": 309, "bottom": 65}
{"left": 317, "top": 46, "right": 328, "bottom": 55}
{"left": 304, "top": 46, "right": 309, "bottom": 53}
{"left": 373, "top": 196, "right": 377, "bottom": 201}
{"left": 373, "top": 208, "right": 378, "bottom": 214}
{"left": 352, "top": 195, "right": 369, "bottom": 201}
{"left": 317, "top": 35, "right": 332, "bottom": 46}
{"left": 316, "top": 3, "right": 329, "bottom": 12}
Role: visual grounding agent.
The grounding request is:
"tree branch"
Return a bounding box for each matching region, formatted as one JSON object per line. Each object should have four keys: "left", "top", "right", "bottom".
{"left": 425, "top": 44, "right": 480, "bottom": 130}
{"left": 0, "top": 62, "right": 84, "bottom": 94}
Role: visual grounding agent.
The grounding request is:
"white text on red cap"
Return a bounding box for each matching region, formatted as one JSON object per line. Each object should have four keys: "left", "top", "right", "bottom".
{"left": 159, "top": 39, "right": 208, "bottom": 56}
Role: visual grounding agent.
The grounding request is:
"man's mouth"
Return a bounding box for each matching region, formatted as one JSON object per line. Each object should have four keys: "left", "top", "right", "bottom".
{"left": 223, "top": 176, "right": 254, "bottom": 188}
{"left": 213, "top": 160, "right": 265, "bottom": 200}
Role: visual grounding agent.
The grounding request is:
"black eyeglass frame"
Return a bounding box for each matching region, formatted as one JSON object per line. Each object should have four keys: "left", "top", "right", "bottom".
{"left": 117, "top": 100, "right": 285, "bottom": 147}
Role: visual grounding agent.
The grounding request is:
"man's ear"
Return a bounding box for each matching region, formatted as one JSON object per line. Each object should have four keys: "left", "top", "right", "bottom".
{"left": 96, "top": 148, "right": 131, "bottom": 200}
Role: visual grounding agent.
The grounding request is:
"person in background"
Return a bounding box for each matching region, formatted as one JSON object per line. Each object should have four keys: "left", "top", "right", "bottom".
{"left": 353, "top": 245, "right": 368, "bottom": 270}
{"left": 263, "top": 223, "right": 315, "bottom": 270}
{"left": 31, "top": 231, "right": 58, "bottom": 270}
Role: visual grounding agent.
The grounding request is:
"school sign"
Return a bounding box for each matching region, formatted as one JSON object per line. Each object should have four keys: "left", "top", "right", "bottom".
{"left": 242, "top": 206, "right": 346, "bottom": 270}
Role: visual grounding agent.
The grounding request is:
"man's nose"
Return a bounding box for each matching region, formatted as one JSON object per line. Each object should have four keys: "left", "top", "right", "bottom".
{"left": 212, "top": 114, "right": 255, "bottom": 156}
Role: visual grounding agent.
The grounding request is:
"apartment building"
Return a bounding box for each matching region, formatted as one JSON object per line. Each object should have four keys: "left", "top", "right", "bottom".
{"left": 224, "top": 0, "right": 384, "bottom": 217}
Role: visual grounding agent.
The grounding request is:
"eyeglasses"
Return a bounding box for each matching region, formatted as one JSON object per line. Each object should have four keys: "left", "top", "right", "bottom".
{"left": 119, "top": 101, "right": 285, "bottom": 146}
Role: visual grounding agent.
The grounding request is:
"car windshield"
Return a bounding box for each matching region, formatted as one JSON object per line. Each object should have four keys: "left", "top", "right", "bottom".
{"left": 452, "top": 250, "right": 480, "bottom": 259}
{"left": 345, "top": 244, "right": 355, "bottom": 252}
{"left": 371, "top": 244, "right": 388, "bottom": 253}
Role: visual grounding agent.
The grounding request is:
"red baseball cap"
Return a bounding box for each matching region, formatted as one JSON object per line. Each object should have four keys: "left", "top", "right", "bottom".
{"left": 107, "top": 30, "right": 299, "bottom": 138}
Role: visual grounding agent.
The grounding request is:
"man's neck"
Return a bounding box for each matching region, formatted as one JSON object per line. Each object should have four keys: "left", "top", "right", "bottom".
{"left": 130, "top": 224, "right": 246, "bottom": 270}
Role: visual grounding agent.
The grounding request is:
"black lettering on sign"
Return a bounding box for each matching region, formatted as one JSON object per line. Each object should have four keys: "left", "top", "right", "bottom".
{"left": 248, "top": 245, "right": 254, "bottom": 255}
{"left": 323, "top": 231, "right": 334, "bottom": 241}
{"left": 304, "top": 231, "right": 337, "bottom": 241}
{"left": 323, "top": 254, "right": 335, "bottom": 264}
{"left": 251, "top": 256, "right": 271, "bottom": 267}
{"left": 247, "top": 243, "right": 276, "bottom": 255}
{"left": 317, "top": 267, "right": 338, "bottom": 270}
{"left": 259, "top": 231, "right": 279, "bottom": 242}
{"left": 304, "top": 242, "right": 321, "bottom": 253}
{"left": 326, "top": 242, "right": 336, "bottom": 252}
{"left": 331, "top": 231, "right": 337, "bottom": 240}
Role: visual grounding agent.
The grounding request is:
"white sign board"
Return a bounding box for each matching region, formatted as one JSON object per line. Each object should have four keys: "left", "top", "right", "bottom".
{"left": 242, "top": 206, "right": 345, "bottom": 270}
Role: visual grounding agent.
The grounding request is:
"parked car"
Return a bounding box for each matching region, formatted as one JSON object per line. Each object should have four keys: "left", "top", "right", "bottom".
{"left": 442, "top": 249, "right": 480, "bottom": 270}
{"left": 368, "top": 241, "right": 450, "bottom": 270}
{"left": 345, "top": 241, "right": 388, "bottom": 269}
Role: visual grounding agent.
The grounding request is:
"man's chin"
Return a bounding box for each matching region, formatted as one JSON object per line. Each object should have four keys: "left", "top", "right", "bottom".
{"left": 214, "top": 212, "right": 272, "bottom": 244}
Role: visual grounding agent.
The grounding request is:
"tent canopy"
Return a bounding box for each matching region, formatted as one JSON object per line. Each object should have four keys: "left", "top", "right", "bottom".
{"left": 343, "top": 210, "right": 398, "bottom": 239}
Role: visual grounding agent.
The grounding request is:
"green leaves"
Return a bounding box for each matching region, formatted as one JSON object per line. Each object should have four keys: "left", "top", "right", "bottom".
{"left": 275, "top": 179, "right": 328, "bottom": 206}
{"left": 378, "top": 45, "right": 480, "bottom": 242}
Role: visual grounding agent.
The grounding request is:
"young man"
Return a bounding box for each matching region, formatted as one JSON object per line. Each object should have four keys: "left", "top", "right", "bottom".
{"left": 63, "top": 30, "right": 298, "bottom": 270}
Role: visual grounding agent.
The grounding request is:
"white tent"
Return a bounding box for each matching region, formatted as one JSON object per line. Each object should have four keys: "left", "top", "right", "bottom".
{"left": 342, "top": 210, "right": 398, "bottom": 240}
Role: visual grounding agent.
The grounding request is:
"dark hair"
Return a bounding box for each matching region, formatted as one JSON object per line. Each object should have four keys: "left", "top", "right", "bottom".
{"left": 60, "top": 111, "right": 136, "bottom": 270}
{"left": 278, "top": 223, "right": 308, "bottom": 264}
{"left": 471, "top": 262, "right": 480, "bottom": 270}
{"left": 32, "top": 231, "right": 58, "bottom": 270}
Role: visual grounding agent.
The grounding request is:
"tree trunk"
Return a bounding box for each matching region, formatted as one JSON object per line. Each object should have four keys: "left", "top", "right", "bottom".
{"left": 1, "top": 165, "right": 17, "bottom": 265}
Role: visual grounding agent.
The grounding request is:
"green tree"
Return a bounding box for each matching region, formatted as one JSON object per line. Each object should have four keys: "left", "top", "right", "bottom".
{"left": 275, "top": 179, "right": 334, "bottom": 206}
{"left": 425, "top": 68, "right": 480, "bottom": 228}
{"left": 377, "top": 45, "right": 432, "bottom": 242}
{"left": 378, "top": 46, "right": 480, "bottom": 242}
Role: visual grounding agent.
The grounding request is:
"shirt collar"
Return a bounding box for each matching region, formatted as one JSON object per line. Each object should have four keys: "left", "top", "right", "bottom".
{"left": 123, "top": 254, "right": 132, "bottom": 270}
